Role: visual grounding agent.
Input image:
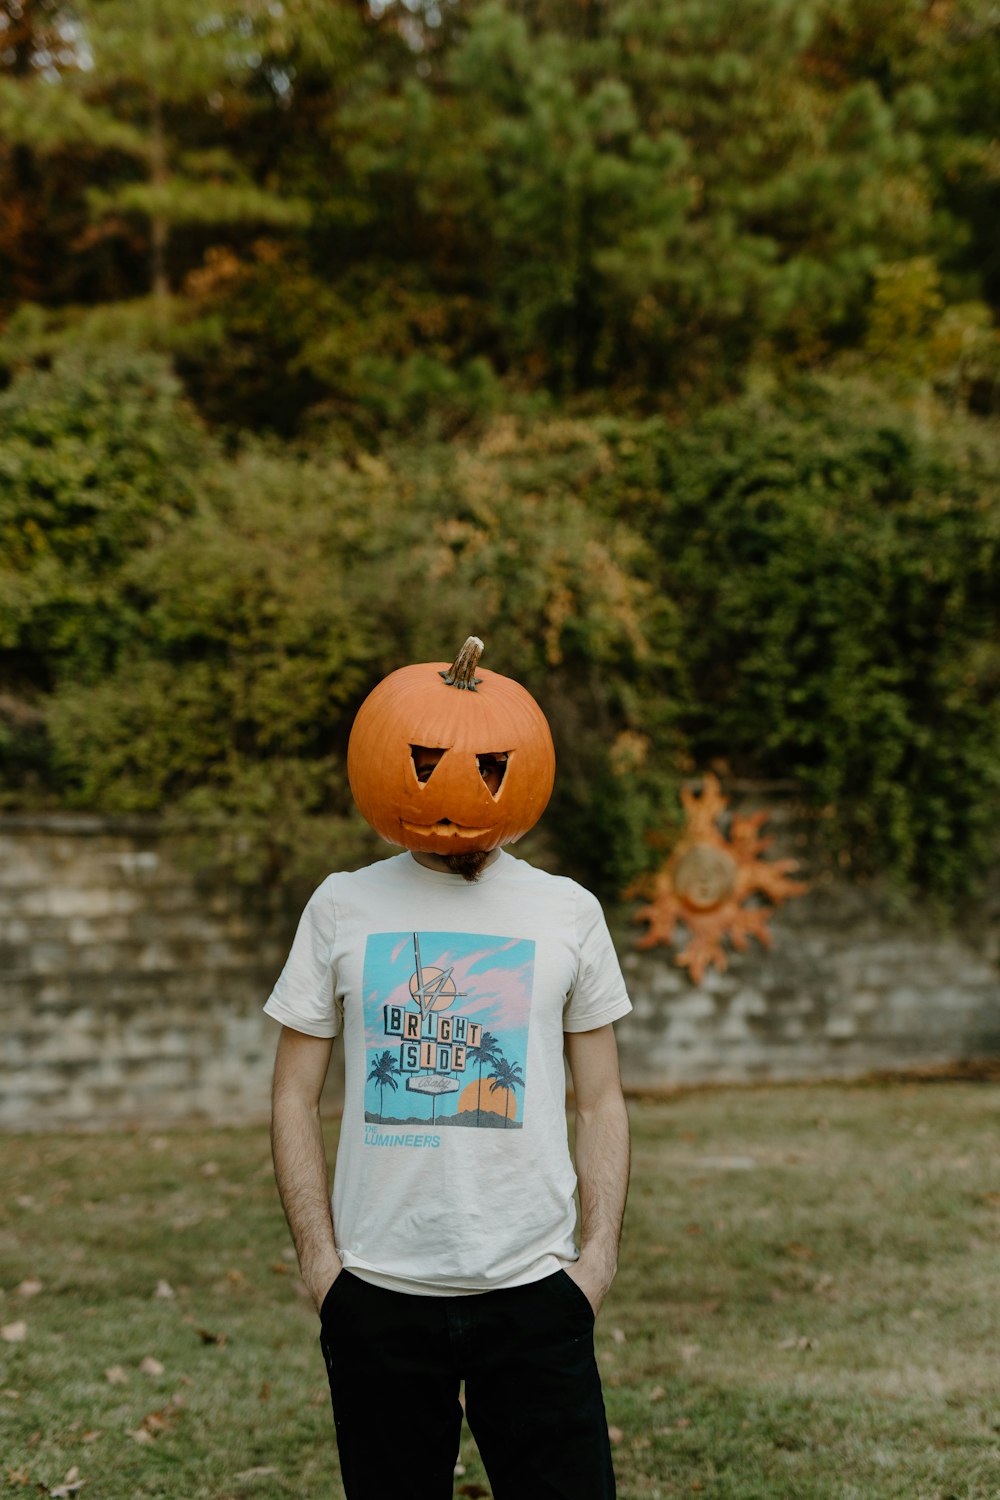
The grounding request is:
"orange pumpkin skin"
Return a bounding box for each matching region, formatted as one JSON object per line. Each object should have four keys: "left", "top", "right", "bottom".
{"left": 347, "top": 650, "right": 555, "bottom": 855}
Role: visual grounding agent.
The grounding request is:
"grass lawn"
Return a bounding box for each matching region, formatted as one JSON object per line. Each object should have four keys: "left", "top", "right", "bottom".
{"left": 1, "top": 1081, "right": 998, "bottom": 1499}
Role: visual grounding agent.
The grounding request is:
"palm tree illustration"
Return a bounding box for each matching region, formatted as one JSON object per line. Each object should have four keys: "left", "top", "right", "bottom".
{"left": 366, "top": 1050, "right": 399, "bottom": 1123}
{"left": 488, "top": 1056, "right": 525, "bottom": 1129}
{"left": 467, "top": 1030, "right": 503, "bottom": 1126}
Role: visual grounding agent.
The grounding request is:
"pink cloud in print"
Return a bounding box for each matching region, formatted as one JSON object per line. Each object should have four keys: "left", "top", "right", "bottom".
{"left": 439, "top": 947, "right": 534, "bottom": 1031}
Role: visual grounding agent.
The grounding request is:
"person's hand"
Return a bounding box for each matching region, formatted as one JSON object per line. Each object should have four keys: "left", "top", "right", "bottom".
{"left": 305, "top": 1254, "right": 343, "bottom": 1313}
{"left": 563, "top": 1254, "right": 612, "bottom": 1318}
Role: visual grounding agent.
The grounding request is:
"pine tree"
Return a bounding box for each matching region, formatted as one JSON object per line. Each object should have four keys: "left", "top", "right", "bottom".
{"left": 0, "top": 0, "right": 331, "bottom": 317}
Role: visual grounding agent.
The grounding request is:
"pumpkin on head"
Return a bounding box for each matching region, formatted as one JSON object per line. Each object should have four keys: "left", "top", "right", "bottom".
{"left": 347, "top": 637, "right": 555, "bottom": 854}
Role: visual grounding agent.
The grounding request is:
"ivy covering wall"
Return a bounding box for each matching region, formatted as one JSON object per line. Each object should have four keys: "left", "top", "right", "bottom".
{"left": 3, "top": 353, "right": 996, "bottom": 902}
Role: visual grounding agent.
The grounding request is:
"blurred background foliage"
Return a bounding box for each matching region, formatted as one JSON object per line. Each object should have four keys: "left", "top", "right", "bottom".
{"left": 1, "top": 0, "right": 998, "bottom": 903}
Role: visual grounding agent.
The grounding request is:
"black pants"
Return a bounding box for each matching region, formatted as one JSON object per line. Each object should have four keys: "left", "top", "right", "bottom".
{"left": 318, "top": 1269, "right": 616, "bottom": 1500}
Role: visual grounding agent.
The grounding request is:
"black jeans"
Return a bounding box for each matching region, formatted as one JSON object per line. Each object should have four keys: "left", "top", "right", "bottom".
{"left": 318, "top": 1269, "right": 616, "bottom": 1500}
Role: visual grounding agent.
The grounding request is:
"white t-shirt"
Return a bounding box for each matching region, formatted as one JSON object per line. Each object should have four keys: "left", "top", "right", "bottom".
{"left": 263, "top": 850, "right": 632, "bottom": 1295}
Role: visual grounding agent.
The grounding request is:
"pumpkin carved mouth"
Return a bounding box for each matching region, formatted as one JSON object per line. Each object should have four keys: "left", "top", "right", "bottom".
{"left": 401, "top": 819, "right": 491, "bottom": 839}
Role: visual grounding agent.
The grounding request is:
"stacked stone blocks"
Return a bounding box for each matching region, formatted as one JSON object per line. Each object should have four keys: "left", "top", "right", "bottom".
{"left": 2, "top": 808, "right": 998, "bottom": 1128}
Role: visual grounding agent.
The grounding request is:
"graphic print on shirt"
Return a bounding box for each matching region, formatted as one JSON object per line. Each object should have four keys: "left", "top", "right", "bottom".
{"left": 362, "top": 931, "right": 534, "bottom": 1135}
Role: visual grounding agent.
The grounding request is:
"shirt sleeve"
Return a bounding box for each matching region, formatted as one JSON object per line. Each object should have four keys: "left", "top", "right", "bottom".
{"left": 262, "top": 877, "right": 342, "bottom": 1038}
{"left": 563, "top": 883, "right": 633, "bottom": 1033}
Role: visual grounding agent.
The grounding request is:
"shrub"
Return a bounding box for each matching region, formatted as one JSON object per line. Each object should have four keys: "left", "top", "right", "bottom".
{"left": 4, "top": 351, "right": 997, "bottom": 904}
{"left": 595, "top": 378, "right": 1000, "bottom": 900}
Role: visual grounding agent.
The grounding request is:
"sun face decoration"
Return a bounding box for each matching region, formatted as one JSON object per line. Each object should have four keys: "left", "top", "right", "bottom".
{"left": 629, "top": 774, "right": 807, "bottom": 984}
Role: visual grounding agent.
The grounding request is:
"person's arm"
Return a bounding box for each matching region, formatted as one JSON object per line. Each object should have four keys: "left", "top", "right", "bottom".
{"left": 270, "top": 1025, "right": 342, "bottom": 1311}
{"left": 563, "top": 1023, "right": 630, "bottom": 1316}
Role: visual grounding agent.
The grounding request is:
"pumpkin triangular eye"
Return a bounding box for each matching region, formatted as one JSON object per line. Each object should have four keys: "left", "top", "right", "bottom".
{"left": 411, "top": 745, "right": 447, "bottom": 784}
{"left": 477, "top": 752, "right": 509, "bottom": 799}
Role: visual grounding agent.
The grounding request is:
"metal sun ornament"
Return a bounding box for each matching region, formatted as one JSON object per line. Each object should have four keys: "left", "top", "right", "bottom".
{"left": 631, "top": 774, "right": 808, "bottom": 984}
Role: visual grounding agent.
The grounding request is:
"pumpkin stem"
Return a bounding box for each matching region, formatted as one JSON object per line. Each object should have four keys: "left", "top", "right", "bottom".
{"left": 439, "top": 636, "right": 485, "bottom": 691}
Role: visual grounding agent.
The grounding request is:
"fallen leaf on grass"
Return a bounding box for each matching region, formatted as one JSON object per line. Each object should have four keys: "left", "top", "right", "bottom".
{"left": 784, "top": 1241, "right": 815, "bottom": 1261}
{"left": 649, "top": 1386, "right": 665, "bottom": 1401}
{"left": 127, "top": 1407, "right": 175, "bottom": 1443}
{"left": 16, "top": 1279, "right": 43, "bottom": 1298}
{"left": 657, "top": 1417, "right": 694, "bottom": 1433}
{"left": 104, "top": 1366, "right": 127, "bottom": 1385}
{"left": 139, "top": 1357, "right": 165, "bottom": 1376}
{"left": 778, "top": 1334, "right": 819, "bottom": 1351}
{"left": 1, "top": 1321, "right": 27, "bottom": 1343}
{"left": 456, "top": 1485, "right": 489, "bottom": 1499}
{"left": 81, "top": 1431, "right": 101, "bottom": 1443}
{"left": 7, "top": 1468, "right": 31, "bottom": 1486}
{"left": 143, "top": 1404, "right": 175, "bottom": 1428}
{"left": 154, "top": 1281, "right": 175, "bottom": 1300}
{"left": 678, "top": 1343, "right": 701, "bottom": 1362}
{"left": 611, "top": 1327, "right": 627, "bottom": 1345}
{"left": 195, "top": 1327, "right": 227, "bottom": 1346}
{"left": 50, "top": 1464, "right": 85, "bottom": 1497}
{"left": 607, "top": 1426, "right": 624, "bottom": 1444}
{"left": 270, "top": 1262, "right": 289, "bottom": 1275}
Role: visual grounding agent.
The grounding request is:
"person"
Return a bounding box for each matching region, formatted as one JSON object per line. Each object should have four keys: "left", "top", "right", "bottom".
{"left": 265, "top": 638, "right": 631, "bottom": 1500}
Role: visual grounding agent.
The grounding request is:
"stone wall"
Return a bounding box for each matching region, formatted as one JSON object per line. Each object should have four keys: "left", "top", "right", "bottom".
{"left": 617, "top": 882, "right": 1000, "bottom": 1090}
{"left": 0, "top": 817, "right": 297, "bottom": 1131}
{"left": 2, "top": 808, "right": 998, "bottom": 1129}
{"left": 616, "top": 795, "right": 1000, "bottom": 1087}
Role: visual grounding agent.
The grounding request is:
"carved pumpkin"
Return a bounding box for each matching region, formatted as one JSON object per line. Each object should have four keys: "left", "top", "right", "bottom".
{"left": 348, "top": 637, "right": 555, "bottom": 854}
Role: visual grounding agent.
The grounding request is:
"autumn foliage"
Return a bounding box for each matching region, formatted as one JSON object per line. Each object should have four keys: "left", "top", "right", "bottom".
{"left": 1, "top": 1, "right": 998, "bottom": 902}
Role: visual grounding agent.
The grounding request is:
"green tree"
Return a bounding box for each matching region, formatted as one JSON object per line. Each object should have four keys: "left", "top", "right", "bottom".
{"left": 0, "top": 0, "right": 86, "bottom": 311}
{"left": 809, "top": 0, "right": 1000, "bottom": 310}
{"left": 324, "top": 0, "right": 950, "bottom": 411}
{"left": 611, "top": 0, "right": 942, "bottom": 382}
{"left": 4, "top": 0, "right": 1000, "bottom": 435}
{"left": 0, "top": 0, "right": 360, "bottom": 316}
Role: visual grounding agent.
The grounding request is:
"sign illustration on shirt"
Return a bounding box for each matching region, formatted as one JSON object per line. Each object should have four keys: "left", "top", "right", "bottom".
{"left": 362, "top": 931, "right": 534, "bottom": 1134}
